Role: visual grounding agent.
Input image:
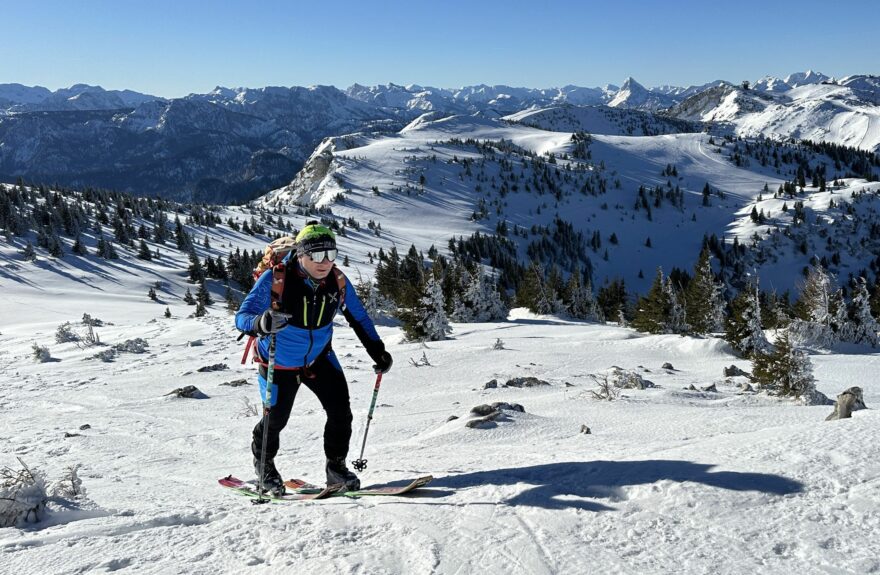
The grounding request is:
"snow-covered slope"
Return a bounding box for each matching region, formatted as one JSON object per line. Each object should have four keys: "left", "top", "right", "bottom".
{"left": 0, "top": 200, "right": 877, "bottom": 572}
{"left": 261, "top": 112, "right": 880, "bottom": 295}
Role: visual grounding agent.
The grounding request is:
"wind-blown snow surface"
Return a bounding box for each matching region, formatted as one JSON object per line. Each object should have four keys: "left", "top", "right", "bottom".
{"left": 0, "top": 252, "right": 878, "bottom": 573}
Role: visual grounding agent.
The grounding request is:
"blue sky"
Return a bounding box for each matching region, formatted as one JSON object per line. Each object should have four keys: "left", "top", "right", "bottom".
{"left": 3, "top": 0, "right": 878, "bottom": 98}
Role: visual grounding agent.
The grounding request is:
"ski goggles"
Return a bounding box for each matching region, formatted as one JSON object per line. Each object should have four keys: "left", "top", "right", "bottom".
{"left": 307, "top": 248, "right": 338, "bottom": 263}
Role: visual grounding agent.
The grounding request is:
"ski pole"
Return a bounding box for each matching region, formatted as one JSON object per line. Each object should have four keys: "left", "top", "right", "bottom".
{"left": 253, "top": 332, "right": 277, "bottom": 505}
{"left": 352, "top": 372, "right": 383, "bottom": 472}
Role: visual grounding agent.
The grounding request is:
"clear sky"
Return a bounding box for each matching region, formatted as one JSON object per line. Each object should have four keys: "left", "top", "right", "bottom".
{"left": 3, "top": 0, "right": 878, "bottom": 98}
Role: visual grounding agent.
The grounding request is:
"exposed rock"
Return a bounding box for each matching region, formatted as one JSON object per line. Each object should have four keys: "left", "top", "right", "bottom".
{"left": 826, "top": 387, "right": 867, "bottom": 420}
{"left": 723, "top": 365, "right": 750, "bottom": 377}
{"left": 466, "top": 411, "right": 504, "bottom": 429}
{"left": 662, "top": 362, "right": 675, "bottom": 370}
{"left": 491, "top": 402, "right": 525, "bottom": 413}
{"left": 701, "top": 384, "right": 718, "bottom": 393}
{"left": 483, "top": 379, "right": 498, "bottom": 389}
{"left": 687, "top": 384, "right": 698, "bottom": 391}
{"left": 165, "top": 385, "right": 208, "bottom": 399}
{"left": 63, "top": 432, "right": 81, "bottom": 438}
{"left": 78, "top": 424, "right": 91, "bottom": 430}
{"left": 187, "top": 339, "right": 204, "bottom": 347}
{"left": 220, "top": 379, "right": 251, "bottom": 387}
{"left": 504, "top": 376, "right": 550, "bottom": 388}
{"left": 197, "top": 363, "right": 228, "bottom": 373}
{"left": 739, "top": 383, "right": 754, "bottom": 393}
{"left": 580, "top": 424, "right": 591, "bottom": 435}
{"left": 470, "top": 404, "right": 496, "bottom": 416}
{"left": 446, "top": 415, "right": 459, "bottom": 422}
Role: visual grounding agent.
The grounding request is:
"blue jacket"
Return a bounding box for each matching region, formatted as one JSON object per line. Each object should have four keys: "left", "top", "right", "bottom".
{"left": 236, "top": 260, "right": 384, "bottom": 369}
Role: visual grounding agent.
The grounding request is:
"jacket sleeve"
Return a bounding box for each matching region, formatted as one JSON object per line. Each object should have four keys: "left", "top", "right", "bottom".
{"left": 340, "top": 278, "right": 385, "bottom": 361}
{"left": 235, "top": 271, "right": 272, "bottom": 334}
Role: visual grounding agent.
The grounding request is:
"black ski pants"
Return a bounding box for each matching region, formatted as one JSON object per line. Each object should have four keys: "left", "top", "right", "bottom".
{"left": 251, "top": 353, "right": 352, "bottom": 463}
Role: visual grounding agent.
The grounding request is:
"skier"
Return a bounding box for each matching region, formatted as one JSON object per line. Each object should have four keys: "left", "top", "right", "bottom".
{"left": 235, "top": 222, "right": 393, "bottom": 495}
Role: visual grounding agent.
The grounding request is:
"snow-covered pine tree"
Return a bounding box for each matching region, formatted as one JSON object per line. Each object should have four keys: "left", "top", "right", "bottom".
{"left": 452, "top": 267, "right": 508, "bottom": 322}
{"left": 685, "top": 246, "right": 726, "bottom": 334}
{"left": 402, "top": 275, "right": 450, "bottom": 341}
{"left": 849, "top": 278, "right": 880, "bottom": 347}
{"left": 564, "top": 268, "right": 601, "bottom": 322}
{"left": 632, "top": 268, "right": 671, "bottom": 334}
{"left": 664, "top": 276, "right": 688, "bottom": 334}
{"left": 752, "top": 332, "right": 817, "bottom": 399}
{"left": 725, "top": 282, "right": 770, "bottom": 357}
{"left": 789, "top": 264, "right": 838, "bottom": 347}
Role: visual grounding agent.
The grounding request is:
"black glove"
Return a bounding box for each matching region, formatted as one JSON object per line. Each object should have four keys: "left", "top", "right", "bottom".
{"left": 372, "top": 351, "right": 393, "bottom": 374}
{"left": 255, "top": 310, "right": 291, "bottom": 336}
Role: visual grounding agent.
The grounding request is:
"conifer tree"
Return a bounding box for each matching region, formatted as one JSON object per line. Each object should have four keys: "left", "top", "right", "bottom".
{"left": 685, "top": 246, "right": 726, "bottom": 334}
{"left": 402, "top": 274, "right": 450, "bottom": 341}
{"left": 196, "top": 280, "right": 213, "bottom": 306}
{"left": 725, "top": 282, "right": 770, "bottom": 357}
{"left": 137, "top": 239, "right": 152, "bottom": 261}
{"left": 21, "top": 241, "right": 36, "bottom": 261}
{"left": 564, "top": 269, "right": 600, "bottom": 321}
{"left": 183, "top": 288, "right": 196, "bottom": 305}
{"left": 752, "top": 333, "right": 816, "bottom": 398}
{"left": 849, "top": 278, "right": 880, "bottom": 347}
{"left": 632, "top": 268, "right": 671, "bottom": 334}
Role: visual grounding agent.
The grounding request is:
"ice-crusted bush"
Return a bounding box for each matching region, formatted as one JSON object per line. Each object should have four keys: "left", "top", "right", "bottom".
{"left": 51, "top": 464, "right": 86, "bottom": 499}
{"left": 115, "top": 338, "right": 149, "bottom": 354}
{"left": 608, "top": 367, "right": 654, "bottom": 389}
{"left": 0, "top": 459, "right": 48, "bottom": 527}
{"left": 31, "top": 342, "right": 52, "bottom": 363}
{"left": 55, "top": 321, "right": 79, "bottom": 343}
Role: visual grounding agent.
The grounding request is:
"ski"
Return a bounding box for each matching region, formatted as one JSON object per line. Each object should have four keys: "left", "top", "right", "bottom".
{"left": 283, "top": 475, "right": 433, "bottom": 498}
{"left": 218, "top": 475, "right": 344, "bottom": 502}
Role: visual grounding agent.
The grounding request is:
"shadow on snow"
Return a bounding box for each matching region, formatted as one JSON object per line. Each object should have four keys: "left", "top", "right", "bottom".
{"left": 427, "top": 460, "right": 804, "bottom": 511}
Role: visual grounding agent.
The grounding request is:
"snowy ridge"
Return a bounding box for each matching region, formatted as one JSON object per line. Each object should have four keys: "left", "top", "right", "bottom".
{"left": 260, "top": 112, "right": 880, "bottom": 294}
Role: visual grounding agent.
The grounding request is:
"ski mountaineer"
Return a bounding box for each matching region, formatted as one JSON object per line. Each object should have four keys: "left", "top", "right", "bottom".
{"left": 235, "top": 222, "right": 393, "bottom": 496}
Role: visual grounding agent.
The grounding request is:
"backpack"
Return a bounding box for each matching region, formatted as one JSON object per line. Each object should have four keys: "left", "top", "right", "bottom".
{"left": 239, "top": 236, "right": 347, "bottom": 365}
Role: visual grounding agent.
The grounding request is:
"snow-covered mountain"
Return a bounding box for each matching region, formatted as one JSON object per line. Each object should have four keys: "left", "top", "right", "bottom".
{"left": 0, "top": 83, "right": 163, "bottom": 113}
{"left": 1, "top": 72, "right": 878, "bottom": 201}
{"left": 607, "top": 77, "right": 678, "bottom": 111}
{"left": 262, "top": 111, "right": 880, "bottom": 295}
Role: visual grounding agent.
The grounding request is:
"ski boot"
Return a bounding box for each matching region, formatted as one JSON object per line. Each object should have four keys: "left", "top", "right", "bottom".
{"left": 254, "top": 457, "right": 285, "bottom": 497}
{"left": 326, "top": 456, "right": 360, "bottom": 491}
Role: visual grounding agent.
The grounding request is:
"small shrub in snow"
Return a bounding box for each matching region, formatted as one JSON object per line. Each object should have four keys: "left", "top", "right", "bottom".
{"left": 492, "top": 338, "right": 506, "bottom": 350}
{"left": 589, "top": 374, "right": 620, "bottom": 400}
{"left": 114, "top": 338, "right": 149, "bottom": 354}
{"left": 90, "top": 348, "right": 117, "bottom": 362}
{"left": 81, "top": 313, "right": 105, "bottom": 327}
{"left": 238, "top": 397, "right": 260, "bottom": 418}
{"left": 0, "top": 459, "right": 47, "bottom": 527}
{"left": 50, "top": 464, "right": 86, "bottom": 499}
{"left": 31, "top": 342, "right": 52, "bottom": 363}
{"left": 55, "top": 322, "right": 79, "bottom": 343}
{"left": 408, "top": 352, "right": 431, "bottom": 367}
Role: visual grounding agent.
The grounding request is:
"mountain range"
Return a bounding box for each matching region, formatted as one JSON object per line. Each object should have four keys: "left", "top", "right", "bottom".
{"left": 0, "top": 71, "right": 877, "bottom": 201}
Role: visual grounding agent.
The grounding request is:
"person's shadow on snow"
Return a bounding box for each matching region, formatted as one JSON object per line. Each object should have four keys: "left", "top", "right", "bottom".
{"left": 427, "top": 460, "right": 804, "bottom": 511}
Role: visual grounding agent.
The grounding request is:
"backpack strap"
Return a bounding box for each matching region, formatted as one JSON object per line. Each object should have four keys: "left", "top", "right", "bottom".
{"left": 270, "top": 262, "right": 286, "bottom": 312}
{"left": 332, "top": 267, "right": 347, "bottom": 310}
